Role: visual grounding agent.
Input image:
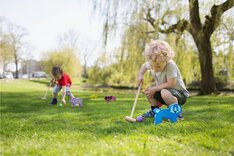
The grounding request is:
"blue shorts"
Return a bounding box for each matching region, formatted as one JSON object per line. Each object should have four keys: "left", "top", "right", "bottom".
{"left": 53, "top": 85, "right": 72, "bottom": 97}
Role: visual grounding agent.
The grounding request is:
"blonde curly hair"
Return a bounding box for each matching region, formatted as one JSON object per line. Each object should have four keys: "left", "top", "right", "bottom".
{"left": 144, "top": 40, "right": 175, "bottom": 62}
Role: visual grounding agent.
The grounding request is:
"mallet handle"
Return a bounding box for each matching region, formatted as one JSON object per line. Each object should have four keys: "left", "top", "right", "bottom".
{"left": 130, "top": 82, "right": 142, "bottom": 117}
{"left": 43, "top": 82, "right": 51, "bottom": 98}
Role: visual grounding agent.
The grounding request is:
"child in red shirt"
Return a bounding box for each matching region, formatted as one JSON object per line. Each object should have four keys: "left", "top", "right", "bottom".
{"left": 50, "top": 65, "right": 82, "bottom": 107}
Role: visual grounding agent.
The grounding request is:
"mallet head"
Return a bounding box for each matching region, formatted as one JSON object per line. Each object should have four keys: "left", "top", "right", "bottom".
{"left": 125, "top": 116, "right": 136, "bottom": 122}
{"left": 41, "top": 97, "right": 47, "bottom": 100}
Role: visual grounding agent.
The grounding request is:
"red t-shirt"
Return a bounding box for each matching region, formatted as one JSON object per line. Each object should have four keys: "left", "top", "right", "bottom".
{"left": 57, "top": 73, "right": 72, "bottom": 86}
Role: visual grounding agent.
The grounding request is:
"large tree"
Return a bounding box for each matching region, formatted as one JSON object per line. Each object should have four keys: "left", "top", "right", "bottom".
{"left": 160, "top": 0, "right": 233, "bottom": 94}
{"left": 8, "top": 29, "right": 26, "bottom": 79}
{"left": 2, "top": 20, "right": 27, "bottom": 78}
{"left": 93, "top": 0, "right": 234, "bottom": 94}
{"left": 42, "top": 48, "right": 81, "bottom": 77}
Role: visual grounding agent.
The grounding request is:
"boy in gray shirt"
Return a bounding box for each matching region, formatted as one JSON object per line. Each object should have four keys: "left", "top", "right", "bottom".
{"left": 138, "top": 40, "right": 189, "bottom": 122}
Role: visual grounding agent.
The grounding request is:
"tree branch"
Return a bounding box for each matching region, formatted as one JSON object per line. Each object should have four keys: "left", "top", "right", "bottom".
{"left": 204, "top": 0, "right": 234, "bottom": 36}
{"left": 143, "top": 8, "right": 155, "bottom": 28}
{"left": 143, "top": 7, "right": 190, "bottom": 35}
{"left": 145, "top": 30, "right": 155, "bottom": 34}
{"left": 189, "top": 0, "right": 202, "bottom": 34}
{"left": 159, "top": 19, "right": 189, "bottom": 34}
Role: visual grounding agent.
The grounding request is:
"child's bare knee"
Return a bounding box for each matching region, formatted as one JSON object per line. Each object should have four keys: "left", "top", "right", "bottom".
{"left": 161, "top": 89, "right": 170, "bottom": 99}
{"left": 161, "top": 89, "right": 177, "bottom": 104}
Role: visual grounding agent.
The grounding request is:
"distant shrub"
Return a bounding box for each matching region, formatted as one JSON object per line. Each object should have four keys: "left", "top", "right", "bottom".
{"left": 215, "top": 70, "right": 228, "bottom": 90}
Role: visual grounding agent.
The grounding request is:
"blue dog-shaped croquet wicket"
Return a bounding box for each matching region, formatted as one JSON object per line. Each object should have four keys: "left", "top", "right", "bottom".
{"left": 153, "top": 103, "right": 182, "bottom": 125}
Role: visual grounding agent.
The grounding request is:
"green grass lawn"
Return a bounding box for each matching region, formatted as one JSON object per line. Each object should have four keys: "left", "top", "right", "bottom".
{"left": 0, "top": 79, "right": 234, "bottom": 156}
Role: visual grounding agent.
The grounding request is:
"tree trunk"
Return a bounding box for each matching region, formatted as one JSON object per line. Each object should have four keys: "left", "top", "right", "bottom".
{"left": 83, "top": 55, "right": 88, "bottom": 78}
{"left": 193, "top": 31, "right": 216, "bottom": 94}
{"left": 15, "top": 59, "right": 19, "bottom": 79}
{"left": 83, "top": 64, "right": 88, "bottom": 78}
{"left": 14, "top": 50, "right": 19, "bottom": 79}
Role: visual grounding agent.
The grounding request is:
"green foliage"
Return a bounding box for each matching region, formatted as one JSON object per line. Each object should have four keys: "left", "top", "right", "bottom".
{"left": 169, "top": 34, "right": 201, "bottom": 84}
{"left": 212, "top": 18, "right": 234, "bottom": 81}
{"left": 91, "top": 0, "right": 234, "bottom": 91}
{"left": 213, "top": 52, "right": 230, "bottom": 89}
{"left": 88, "top": 65, "right": 113, "bottom": 85}
{"left": 42, "top": 48, "right": 81, "bottom": 78}
{"left": 88, "top": 23, "right": 203, "bottom": 87}
{"left": 227, "top": 50, "right": 234, "bottom": 80}
{"left": 88, "top": 23, "right": 148, "bottom": 87}
{"left": 87, "top": 53, "right": 112, "bottom": 85}
{"left": 0, "top": 35, "right": 13, "bottom": 68}
{"left": 1, "top": 79, "right": 234, "bottom": 155}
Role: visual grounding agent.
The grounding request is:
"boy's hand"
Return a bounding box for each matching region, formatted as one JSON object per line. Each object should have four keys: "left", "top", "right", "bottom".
{"left": 145, "top": 87, "right": 155, "bottom": 98}
{"left": 50, "top": 78, "right": 56, "bottom": 84}
{"left": 61, "top": 99, "right": 66, "bottom": 104}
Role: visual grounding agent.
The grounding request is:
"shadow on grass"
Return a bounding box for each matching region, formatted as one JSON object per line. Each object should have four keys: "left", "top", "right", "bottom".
{"left": 0, "top": 91, "right": 144, "bottom": 114}
{"left": 30, "top": 79, "right": 50, "bottom": 86}
{"left": 0, "top": 91, "right": 76, "bottom": 115}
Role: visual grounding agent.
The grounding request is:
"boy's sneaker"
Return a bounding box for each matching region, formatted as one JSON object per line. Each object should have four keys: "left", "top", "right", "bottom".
{"left": 178, "top": 113, "right": 184, "bottom": 121}
{"left": 141, "top": 109, "right": 155, "bottom": 118}
{"left": 50, "top": 98, "right": 57, "bottom": 105}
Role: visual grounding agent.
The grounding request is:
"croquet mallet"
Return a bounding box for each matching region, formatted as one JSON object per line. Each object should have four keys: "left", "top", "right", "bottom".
{"left": 41, "top": 82, "right": 52, "bottom": 100}
{"left": 125, "top": 82, "right": 142, "bottom": 122}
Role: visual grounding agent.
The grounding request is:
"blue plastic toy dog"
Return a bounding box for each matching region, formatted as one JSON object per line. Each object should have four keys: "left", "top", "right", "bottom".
{"left": 153, "top": 103, "right": 182, "bottom": 125}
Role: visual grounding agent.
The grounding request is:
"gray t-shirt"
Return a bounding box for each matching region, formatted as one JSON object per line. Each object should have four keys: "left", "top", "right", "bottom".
{"left": 143, "top": 60, "right": 189, "bottom": 97}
